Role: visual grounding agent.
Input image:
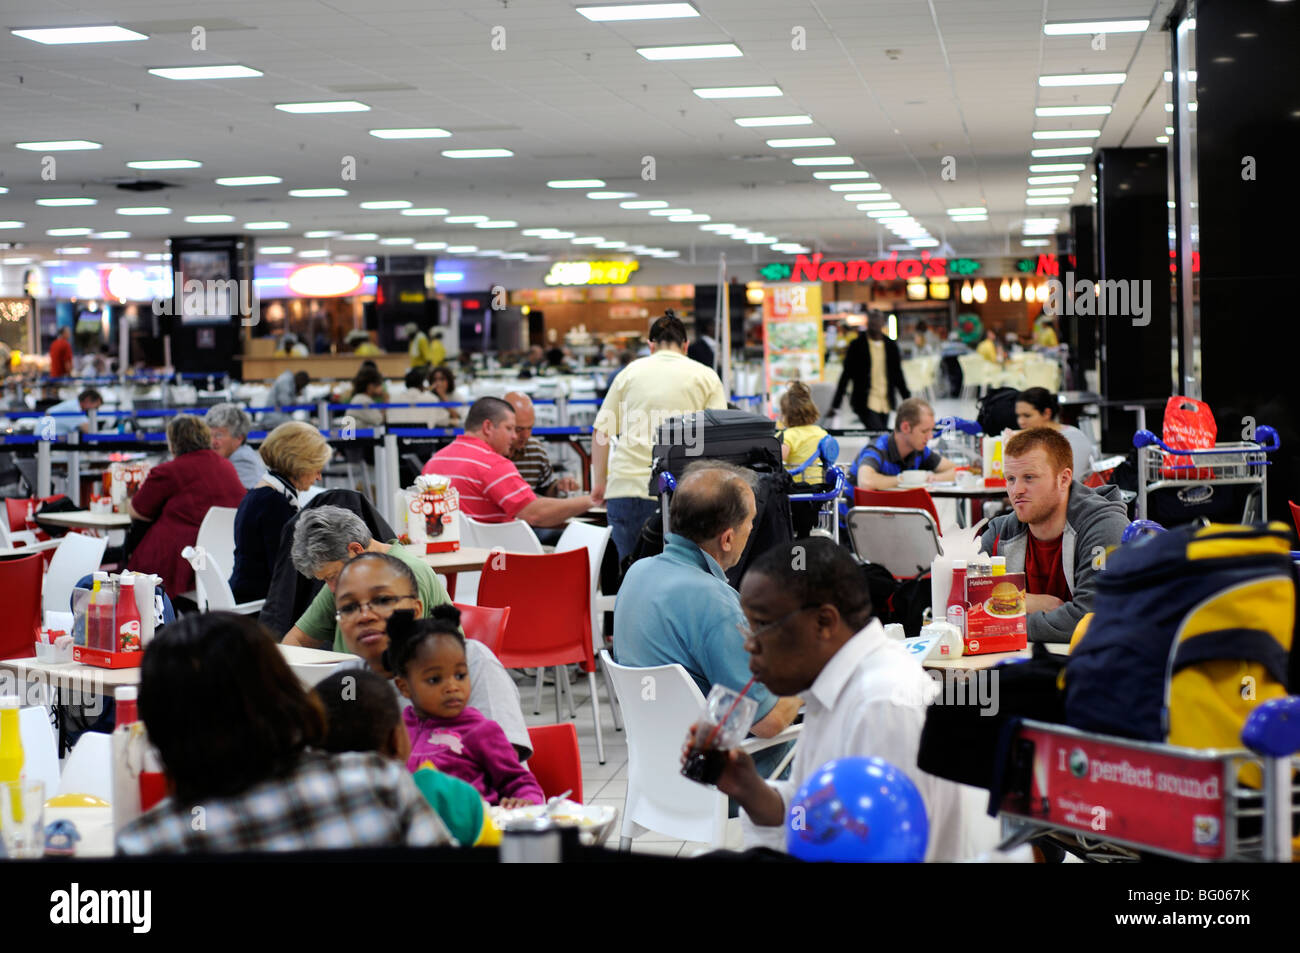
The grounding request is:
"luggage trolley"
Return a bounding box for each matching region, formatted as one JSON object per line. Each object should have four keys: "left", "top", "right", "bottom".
{"left": 994, "top": 696, "right": 1300, "bottom": 862}
{"left": 1133, "top": 425, "right": 1279, "bottom": 523}
{"left": 788, "top": 465, "right": 849, "bottom": 543}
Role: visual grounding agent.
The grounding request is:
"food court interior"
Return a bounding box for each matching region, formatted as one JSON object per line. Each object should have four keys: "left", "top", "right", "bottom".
{"left": 0, "top": 0, "right": 1296, "bottom": 871}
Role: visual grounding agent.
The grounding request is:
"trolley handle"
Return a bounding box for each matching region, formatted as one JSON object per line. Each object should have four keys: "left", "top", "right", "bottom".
{"left": 1133, "top": 425, "right": 1280, "bottom": 454}
{"left": 788, "top": 465, "right": 849, "bottom": 503}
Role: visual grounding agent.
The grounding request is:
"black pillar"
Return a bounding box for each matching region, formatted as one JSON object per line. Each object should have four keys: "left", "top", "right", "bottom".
{"left": 1195, "top": 0, "right": 1300, "bottom": 524}
{"left": 1066, "top": 204, "right": 1098, "bottom": 391}
{"left": 166, "top": 235, "right": 252, "bottom": 379}
{"left": 1095, "top": 147, "right": 1173, "bottom": 453}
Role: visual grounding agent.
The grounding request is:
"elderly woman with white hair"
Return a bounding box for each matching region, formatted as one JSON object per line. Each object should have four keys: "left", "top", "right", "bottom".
{"left": 207, "top": 403, "right": 265, "bottom": 489}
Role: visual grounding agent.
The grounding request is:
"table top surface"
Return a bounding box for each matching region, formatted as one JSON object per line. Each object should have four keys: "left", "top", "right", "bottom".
{"left": 34, "top": 509, "right": 132, "bottom": 528}
{"left": 923, "top": 642, "right": 1069, "bottom": 669}
{"left": 925, "top": 482, "right": 1010, "bottom": 498}
{"left": 411, "top": 546, "right": 493, "bottom": 572}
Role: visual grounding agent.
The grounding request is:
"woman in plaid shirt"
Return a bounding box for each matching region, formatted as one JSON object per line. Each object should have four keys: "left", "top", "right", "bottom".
{"left": 117, "top": 613, "right": 451, "bottom": 854}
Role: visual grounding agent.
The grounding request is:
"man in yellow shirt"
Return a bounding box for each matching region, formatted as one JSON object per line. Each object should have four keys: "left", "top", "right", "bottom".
{"left": 429, "top": 330, "right": 447, "bottom": 367}
{"left": 591, "top": 311, "right": 728, "bottom": 560}
{"left": 1034, "top": 318, "right": 1059, "bottom": 349}
{"left": 406, "top": 323, "right": 434, "bottom": 370}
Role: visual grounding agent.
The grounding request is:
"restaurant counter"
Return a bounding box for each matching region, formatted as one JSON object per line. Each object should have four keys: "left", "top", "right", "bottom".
{"left": 238, "top": 353, "right": 411, "bottom": 382}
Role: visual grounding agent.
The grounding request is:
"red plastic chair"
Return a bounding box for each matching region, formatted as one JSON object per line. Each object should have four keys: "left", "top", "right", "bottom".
{"left": 477, "top": 548, "right": 608, "bottom": 764}
{"left": 1290, "top": 501, "right": 1300, "bottom": 540}
{"left": 0, "top": 553, "right": 45, "bottom": 660}
{"left": 453, "top": 602, "right": 511, "bottom": 655}
{"left": 526, "top": 723, "right": 583, "bottom": 804}
{"left": 854, "top": 486, "right": 943, "bottom": 534}
{"left": 5, "top": 497, "right": 53, "bottom": 543}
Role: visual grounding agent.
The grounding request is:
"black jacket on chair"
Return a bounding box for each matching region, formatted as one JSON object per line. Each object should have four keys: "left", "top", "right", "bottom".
{"left": 258, "top": 489, "right": 395, "bottom": 640}
{"left": 831, "top": 333, "right": 910, "bottom": 422}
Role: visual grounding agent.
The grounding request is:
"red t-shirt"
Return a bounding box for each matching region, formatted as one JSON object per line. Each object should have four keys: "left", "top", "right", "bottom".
{"left": 49, "top": 337, "right": 73, "bottom": 378}
{"left": 1025, "top": 532, "right": 1072, "bottom": 603}
{"left": 424, "top": 435, "right": 536, "bottom": 523}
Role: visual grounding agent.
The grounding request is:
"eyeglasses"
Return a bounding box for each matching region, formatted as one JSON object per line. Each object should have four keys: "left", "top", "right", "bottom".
{"left": 335, "top": 593, "right": 416, "bottom": 621}
{"left": 741, "top": 604, "right": 822, "bottom": 641}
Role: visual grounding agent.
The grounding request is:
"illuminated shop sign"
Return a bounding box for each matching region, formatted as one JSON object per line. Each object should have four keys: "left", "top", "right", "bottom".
{"left": 543, "top": 260, "right": 640, "bottom": 286}
{"left": 761, "top": 252, "right": 949, "bottom": 283}
{"left": 1015, "top": 251, "right": 1200, "bottom": 276}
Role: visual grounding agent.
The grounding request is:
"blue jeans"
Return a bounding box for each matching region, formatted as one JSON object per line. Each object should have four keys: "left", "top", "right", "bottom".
{"left": 607, "top": 496, "right": 662, "bottom": 562}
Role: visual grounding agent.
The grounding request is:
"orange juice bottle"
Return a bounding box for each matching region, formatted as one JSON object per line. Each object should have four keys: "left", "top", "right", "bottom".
{"left": 0, "top": 695, "right": 24, "bottom": 821}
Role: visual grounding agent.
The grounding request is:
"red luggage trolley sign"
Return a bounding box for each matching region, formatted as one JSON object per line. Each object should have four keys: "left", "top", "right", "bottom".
{"left": 1002, "top": 724, "right": 1232, "bottom": 860}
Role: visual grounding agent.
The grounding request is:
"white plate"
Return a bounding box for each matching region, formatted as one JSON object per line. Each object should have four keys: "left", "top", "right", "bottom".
{"left": 491, "top": 800, "right": 618, "bottom": 846}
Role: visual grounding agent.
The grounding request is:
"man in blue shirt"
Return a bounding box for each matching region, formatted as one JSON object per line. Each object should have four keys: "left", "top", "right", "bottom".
{"left": 42, "top": 388, "right": 103, "bottom": 436}
{"left": 614, "top": 462, "right": 801, "bottom": 773}
{"left": 853, "top": 397, "right": 956, "bottom": 490}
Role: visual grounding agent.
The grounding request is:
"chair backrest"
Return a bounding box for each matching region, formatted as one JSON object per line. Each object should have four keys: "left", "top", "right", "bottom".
{"left": 1290, "top": 500, "right": 1300, "bottom": 539}
{"left": 58, "top": 729, "right": 113, "bottom": 800}
{"left": 854, "top": 485, "right": 942, "bottom": 531}
{"left": 181, "top": 546, "right": 238, "bottom": 611}
{"left": 43, "top": 532, "right": 108, "bottom": 614}
{"left": 455, "top": 516, "right": 545, "bottom": 605}
{"left": 195, "top": 506, "right": 239, "bottom": 608}
{"left": 526, "top": 723, "right": 583, "bottom": 803}
{"left": 846, "top": 506, "right": 943, "bottom": 577}
{"left": 18, "top": 706, "right": 59, "bottom": 796}
{"left": 554, "top": 521, "right": 613, "bottom": 650}
{"left": 453, "top": 601, "right": 511, "bottom": 655}
{"left": 600, "top": 650, "right": 725, "bottom": 845}
{"left": 0, "top": 553, "right": 44, "bottom": 659}
{"left": 477, "top": 549, "right": 592, "bottom": 670}
{"left": 4, "top": 498, "right": 28, "bottom": 533}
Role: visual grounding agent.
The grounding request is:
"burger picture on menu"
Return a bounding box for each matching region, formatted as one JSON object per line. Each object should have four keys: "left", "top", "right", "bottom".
{"left": 963, "top": 572, "right": 1028, "bottom": 654}
{"left": 985, "top": 581, "right": 1025, "bottom": 618}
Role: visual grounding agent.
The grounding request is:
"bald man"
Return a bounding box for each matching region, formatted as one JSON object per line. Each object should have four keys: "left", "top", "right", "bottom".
{"left": 502, "top": 391, "right": 580, "bottom": 497}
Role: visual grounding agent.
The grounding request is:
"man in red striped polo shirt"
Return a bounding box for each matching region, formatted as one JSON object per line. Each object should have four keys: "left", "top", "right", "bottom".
{"left": 423, "top": 397, "right": 594, "bottom": 527}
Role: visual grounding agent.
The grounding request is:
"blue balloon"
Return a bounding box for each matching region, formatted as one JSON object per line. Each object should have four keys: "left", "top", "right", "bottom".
{"left": 786, "top": 757, "right": 929, "bottom": 862}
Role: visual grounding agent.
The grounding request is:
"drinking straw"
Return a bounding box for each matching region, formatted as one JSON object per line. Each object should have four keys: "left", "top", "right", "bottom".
{"left": 704, "top": 675, "right": 756, "bottom": 749}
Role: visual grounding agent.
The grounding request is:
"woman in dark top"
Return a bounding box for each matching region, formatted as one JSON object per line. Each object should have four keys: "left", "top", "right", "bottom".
{"left": 228, "top": 421, "right": 332, "bottom": 603}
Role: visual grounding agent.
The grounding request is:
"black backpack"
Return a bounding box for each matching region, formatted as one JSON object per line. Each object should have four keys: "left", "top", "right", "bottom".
{"left": 856, "top": 559, "right": 932, "bottom": 636}
{"left": 977, "top": 386, "right": 1020, "bottom": 436}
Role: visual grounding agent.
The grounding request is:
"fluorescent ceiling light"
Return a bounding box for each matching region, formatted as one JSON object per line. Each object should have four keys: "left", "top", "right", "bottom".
{"left": 36, "top": 197, "right": 96, "bottom": 207}
{"left": 1035, "top": 105, "right": 1112, "bottom": 117}
{"left": 244, "top": 221, "right": 291, "bottom": 229}
{"left": 55, "top": 247, "right": 90, "bottom": 254}
{"left": 379, "top": 238, "right": 414, "bottom": 245}
{"left": 445, "top": 215, "right": 488, "bottom": 224}
{"left": 360, "top": 200, "right": 412, "bottom": 209}
{"left": 368, "top": 128, "right": 450, "bottom": 139}
{"left": 260, "top": 246, "right": 294, "bottom": 254}
{"left": 792, "top": 156, "right": 853, "bottom": 166}
{"left": 548, "top": 179, "right": 605, "bottom": 189}
{"left": 1156, "top": 136, "right": 1170, "bottom": 144}
{"left": 735, "top": 115, "right": 812, "bottom": 127}
{"left": 304, "top": 230, "right": 342, "bottom": 238}
{"left": 538, "top": 232, "right": 575, "bottom": 240}
{"left": 475, "top": 221, "right": 518, "bottom": 228}
{"left": 620, "top": 200, "right": 668, "bottom": 209}
{"left": 441, "top": 149, "right": 513, "bottom": 158}
{"left": 1031, "top": 146, "right": 1094, "bottom": 157}
{"left": 1028, "top": 175, "right": 1080, "bottom": 184}
{"left": 144, "top": 253, "right": 169, "bottom": 261}
{"left": 596, "top": 241, "right": 627, "bottom": 249}
{"left": 127, "top": 159, "right": 202, "bottom": 169}
{"left": 648, "top": 208, "right": 691, "bottom": 216}
{"left": 1023, "top": 218, "right": 1059, "bottom": 227}
{"left": 434, "top": 272, "right": 465, "bottom": 280}
{"left": 587, "top": 192, "right": 637, "bottom": 199}
{"left": 476, "top": 251, "right": 504, "bottom": 257}
{"left": 947, "top": 207, "right": 986, "bottom": 215}
{"left": 693, "top": 86, "right": 782, "bottom": 99}
{"left": 116, "top": 206, "right": 170, "bottom": 215}
{"left": 12, "top": 25, "right": 147, "bottom": 44}
{"left": 216, "top": 176, "right": 281, "bottom": 186}
{"left": 149, "top": 65, "right": 263, "bottom": 80}
{"left": 47, "top": 227, "right": 91, "bottom": 236}
{"left": 571, "top": 237, "right": 605, "bottom": 244}
{"left": 766, "top": 137, "right": 836, "bottom": 148}
{"left": 844, "top": 193, "right": 890, "bottom": 201}
{"left": 637, "top": 43, "right": 741, "bottom": 60}
{"left": 401, "top": 208, "right": 450, "bottom": 216}
{"left": 339, "top": 234, "right": 378, "bottom": 240}
{"left": 275, "top": 101, "right": 370, "bottom": 113}
{"left": 500, "top": 253, "right": 529, "bottom": 260}
{"left": 1032, "top": 130, "right": 1100, "bottom": 139}
{"left": 1027, "top": 187, "right": 1075, "bottom": 196}
{"left": 1030, "top": 163, "right": 1086, "bottom": 173}
{"left": 414, "top": 242, "right": 447, "bottom": 250}
{"left": 830, "top": 183, "right": 880, "bottom": 191}
{"left": 298, "top": 250, "right": 330, "bottom": 257}
{"left": 521, "top": 228, "right": 559, "bottom": 236}
{"left": 289, "top": 188, "right": 348, "bottom": 197}
{"left": 92, "top": 231, "right": 130, "bottom": 239}
{"left": 653, "top": 251, "right": 681, "bottom": 258}
{"left": 445, "top": 246, "right": 477, "bottom": 253}
{"left": 669, "top": 214, "right": 710, "bottom": 222}
{"left": 106, "top": 251, "right": 141, "bottom": 258}
{"left": 186, "top": 214, "right": 235, "bottom": 223}
{"left": 1163, "top": 70, "right": 1198, "bottom": 83}
{"left": 813, "top": 171, "right": 869, "bottom": 179}
{"left": 1045, "top": 19, "right": 1149, "bottom": 35}
{"left": 950, "top": 215, "right": 988, "bottom": 222}
{"left": 1022, "top": 239, "right": 1051, "bottom": 246}
{"left": 910, "top": 239, "right": 940, "bottom": 247}
{"left": 1038, "top": 73, "right": 1127, "bottom": 87}
{"left": 15, "top": 140, "right": 100, "bottom": 151}
{"left": 576, "top": 3, "right": 699, "bottom": 22}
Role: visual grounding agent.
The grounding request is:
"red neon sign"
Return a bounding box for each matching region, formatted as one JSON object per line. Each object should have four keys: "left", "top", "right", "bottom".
{"left": 790, "top": 252, "right": 948, "bottom": 283}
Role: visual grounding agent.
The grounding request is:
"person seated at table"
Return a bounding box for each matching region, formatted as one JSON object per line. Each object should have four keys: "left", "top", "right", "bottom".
{"left": 280, "top": 509, "right": 530, "bottom": 758}
{"left": 312, "top": 668, "right": 496, "bottom": 847}
{"left": 615, "top": 462, "right": 801, "bottom": 779}
{"left": 116, "top": 612, "right": 450, "bottom": 854}
{"left": 127, "top": 414, "right": 246, "bottom": 597}
{"left": 427, "top": 365, "right": 461, "bottom": 427}
{"left": 853, "top": 397, "right": 956, "bottom": 490}
{"left": 699, "top": 538, "right": 1000, "bottom": 860}
{"left": 502, "top": 391, "right": 579, "bottom": 497}
{"left": 423, "top": 397, "right": 592, "bottom": 529}
{"left": 976, "top": 328, "right": 1005, "bottom": 364}
{"left": 777, "top": 381, "right": 829, "bottom": 486}
{"left": 344, "top": 364, "right": 387, "bottom": 428}
{"left": 43, "top": 387, "right": 103, "bottom": 436}
{"left": 206, "top": 402, "right": 265, "bottom": 490}
{"left": 978, "top": 428, "right": 1128, "bottom": 644}
{"left": 388, "top": 606, "right": 544, "bottom": 808}
{"left": 229, "top": 422, "right": 332, "bottom": 604}
{"left": 1012, "top": 387, "right": 1095, "bottom": 479}
{"left": 263, "top": 369, "right": 311, "bottom": 429}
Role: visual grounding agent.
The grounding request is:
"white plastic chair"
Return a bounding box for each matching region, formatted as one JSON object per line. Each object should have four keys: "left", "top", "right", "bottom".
{"left": 846, "top": 506, "right": 943, "bottom": 577}
{"left": 194, "top": 506, "right": 239, "bottom": 611}
{"left": 58, "top": 730, "right": 112, "bottom": 801}
{"left": 601, "top": 651, "right": 801, "bottom": 850}
{"left": 0, "top": 513, "right": 42, "bottom": 550}
{"left": 555, "top": 521, "right": 622, "bottom": 729}
{"left": 181, "top": 546, "right": 264, "bottom": 614}
{"left": 42, "top": 532, "right": 108, "bottom": 616}
{"left": 19, "top": 706, "right": 59, "bottom": 796}
{"left": 456, "top": 515, "right": 544, "bottom": 605}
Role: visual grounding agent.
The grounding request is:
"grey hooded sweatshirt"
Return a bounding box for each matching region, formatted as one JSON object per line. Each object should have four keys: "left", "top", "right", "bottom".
{"left": 978, "top": 482, "right": 1129, "bottom": 643}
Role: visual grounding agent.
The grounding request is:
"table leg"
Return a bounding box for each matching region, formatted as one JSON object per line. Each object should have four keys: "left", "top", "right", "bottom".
{"left": 444, "top": 571, "right": 457, "bottom": 601}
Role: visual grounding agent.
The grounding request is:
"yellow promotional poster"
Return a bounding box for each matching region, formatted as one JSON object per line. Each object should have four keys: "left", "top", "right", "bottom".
{"left": 762, "top": 283, "right": 824, "bottom": 393}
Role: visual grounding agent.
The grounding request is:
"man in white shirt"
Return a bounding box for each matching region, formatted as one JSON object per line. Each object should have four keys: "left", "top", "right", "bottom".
{"left": 707, "top": 537, "right": 1000, "bottom": 861}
